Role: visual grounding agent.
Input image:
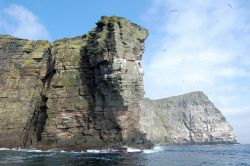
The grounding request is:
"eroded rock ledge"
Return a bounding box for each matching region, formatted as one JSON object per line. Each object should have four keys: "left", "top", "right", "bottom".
{"left": 0, "top": 16, "right": 152, "bottom": 150}
{"left": 140, "top": 91, "right": 237, "bottom": 145}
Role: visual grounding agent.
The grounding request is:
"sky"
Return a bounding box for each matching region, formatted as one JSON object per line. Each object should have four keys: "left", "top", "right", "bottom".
{"left": 0, "top": 0, "right": 249, "bottom": 144}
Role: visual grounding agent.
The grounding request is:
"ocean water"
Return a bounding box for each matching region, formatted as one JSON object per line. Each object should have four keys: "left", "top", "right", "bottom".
{"left": 0, "top": 144, "right": 249, "bottom": 166}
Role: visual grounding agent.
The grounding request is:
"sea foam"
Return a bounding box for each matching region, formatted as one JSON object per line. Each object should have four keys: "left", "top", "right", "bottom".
{"left": 143, "top": 145, "right": 164, "bottom": 154}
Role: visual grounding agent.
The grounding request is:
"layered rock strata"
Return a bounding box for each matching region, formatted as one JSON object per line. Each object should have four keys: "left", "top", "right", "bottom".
{"left": 140, "top": 91, "right": 237, "bottom": 145}
{"left": 0, "top": 16, "right": 150, "bottom": 150}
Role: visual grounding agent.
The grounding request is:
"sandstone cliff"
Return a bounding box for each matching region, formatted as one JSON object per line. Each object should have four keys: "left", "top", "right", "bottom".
{"left": 140, "top": 91, "right": 237, "bottom": 145}
{"left": 0, "top": 16, "right": 151, "bottom": 150}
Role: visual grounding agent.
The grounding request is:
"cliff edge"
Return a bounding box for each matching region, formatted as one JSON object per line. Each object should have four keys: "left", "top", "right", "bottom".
{"left": 0, "top": 16, "right": 151, "bottom": 150}
{"left": 140, "top": 91, "right": 237, "bottom": 144}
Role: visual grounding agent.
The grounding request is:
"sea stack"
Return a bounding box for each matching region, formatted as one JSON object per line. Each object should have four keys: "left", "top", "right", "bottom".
{"left": 0, "top": 16, "right": 150, "bottom": 150}
{"left": 140, "top": 91, "right": 237, "bottom": 144}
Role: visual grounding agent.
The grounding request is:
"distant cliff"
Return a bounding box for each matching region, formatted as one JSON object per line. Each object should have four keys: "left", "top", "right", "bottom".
{"left": 140, "top": 91, "right": 237, "bottom": 144}
{"left": 0, "top": 16, "right": 151, "bottom": 150}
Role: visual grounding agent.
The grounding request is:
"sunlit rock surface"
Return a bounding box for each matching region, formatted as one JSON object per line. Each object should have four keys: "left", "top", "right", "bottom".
{"left": 0, "top": 16, "right": 151, "bottom": 150}
{"left": 140, "top": 91, "right": 237, "bottom": 144}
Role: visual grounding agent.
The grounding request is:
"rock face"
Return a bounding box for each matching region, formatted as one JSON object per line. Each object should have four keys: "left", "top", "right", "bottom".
{"left": 140, "top": 91, "right": 237, "bottom": 145}
{"left": 0, "top": 16, "right": 150, "bottom": 150}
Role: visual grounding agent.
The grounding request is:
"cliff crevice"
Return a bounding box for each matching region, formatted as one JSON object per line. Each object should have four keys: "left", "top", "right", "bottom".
{"left": 0, "top": 16, "right": 151, "bottom": 150}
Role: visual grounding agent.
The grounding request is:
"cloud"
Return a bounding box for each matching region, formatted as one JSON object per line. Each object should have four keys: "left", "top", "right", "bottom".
{"left": 0, "top": 4, "right": 50, "bottom": 40}
{"left": 143, "top": 0, "right": 250, "bottom": 143}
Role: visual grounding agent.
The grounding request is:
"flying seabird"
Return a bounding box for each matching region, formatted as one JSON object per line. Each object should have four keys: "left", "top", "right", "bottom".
{"left": 169, "top": 10, "right": 179, "bottom": 13}
{"left": 227, "top": 3, "right": 232, "bottom": 8}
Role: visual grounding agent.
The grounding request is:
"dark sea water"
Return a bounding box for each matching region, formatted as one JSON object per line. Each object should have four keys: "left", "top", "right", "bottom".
{"left": 0, "top": 144, "right": 249, "bottom": 166}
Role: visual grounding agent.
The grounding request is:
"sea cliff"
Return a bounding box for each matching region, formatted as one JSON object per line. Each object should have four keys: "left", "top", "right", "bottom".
{"left": 0, "top": 16, "right": 237, "bottom": 150}
{"left": 140, "top": 91, "right": 237, "bottom": 144}
{"left": 0, "top": 16, "right": 151, "bottom": 150}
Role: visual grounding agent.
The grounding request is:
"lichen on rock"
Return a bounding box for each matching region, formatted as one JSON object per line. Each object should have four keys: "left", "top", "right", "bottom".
{"left": 0, "top": 16, "right": 151, "bottom": 150}
{"left": 0, "top": 35, "right": 51, "bottom": 147}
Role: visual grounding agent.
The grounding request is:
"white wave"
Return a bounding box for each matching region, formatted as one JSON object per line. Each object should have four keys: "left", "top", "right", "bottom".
{"left": 0, "top": 148, "right": 9, "bottom": 151}
{"left": 0, "top": 147, "right": 43, "bottom": 153}
{"left": 123, "top": 146, "right": 142, "bottom": 153}
{"left": 87, "top": 149, "right": 119, "bottom": 153}
{"left": 0, "top": 146, "right": 163, "bottom": 154}
{"left": 143, "top": 145, "right": 164, "bottom": 154}
{"left": 0, "top": 147, "right": 117, "bottom": 154}
{"left": 13, "top": 148, "right": 43, "bottom": 153}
